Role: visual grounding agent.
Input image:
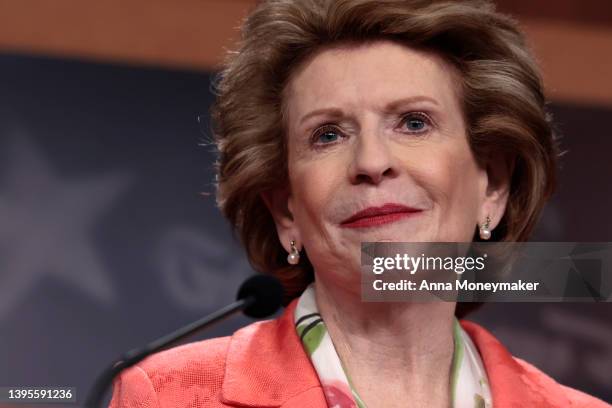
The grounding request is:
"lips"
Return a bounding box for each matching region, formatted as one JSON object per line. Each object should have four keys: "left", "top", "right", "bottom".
{"left": 340, "top": 203, "right": 422, "bottom": 228}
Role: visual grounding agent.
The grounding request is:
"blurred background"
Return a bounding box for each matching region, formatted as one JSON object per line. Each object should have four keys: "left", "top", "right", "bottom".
{"left": 0, "top": 0, "right": 610, "bottom": 405}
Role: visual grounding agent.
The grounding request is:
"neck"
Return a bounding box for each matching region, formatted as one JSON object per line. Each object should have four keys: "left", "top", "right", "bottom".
{"left": 314, "top": 276, "right": 456, "bottom": 407}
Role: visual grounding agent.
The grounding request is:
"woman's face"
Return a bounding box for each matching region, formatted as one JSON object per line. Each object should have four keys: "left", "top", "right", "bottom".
{"left": 266, "top": 40, "right": 509, "bottom": 277}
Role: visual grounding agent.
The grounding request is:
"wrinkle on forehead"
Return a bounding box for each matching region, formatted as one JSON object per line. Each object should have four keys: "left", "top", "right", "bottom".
{"left": 282, "top": 39, "right": 465, "bottom": 138}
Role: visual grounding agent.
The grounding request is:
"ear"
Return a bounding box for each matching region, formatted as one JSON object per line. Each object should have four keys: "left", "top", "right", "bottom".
{"left": 478, "top": 152, "right": 514, "bottom": 231}
{"left": 261, "top": 187, "right": 302, "bottom": 252}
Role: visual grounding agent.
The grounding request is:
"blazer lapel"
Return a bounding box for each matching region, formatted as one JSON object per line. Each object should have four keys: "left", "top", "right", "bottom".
{"left": 221, "top": 299, "right": 327, "bottom": 407}
{"left": 461, "top": 320, "right": 571, "bottom": 408}
{"left": 221, "top": 299, "right": 568, "bottom": 407}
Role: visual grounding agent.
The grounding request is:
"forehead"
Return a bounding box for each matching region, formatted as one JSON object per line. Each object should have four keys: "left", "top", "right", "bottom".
{"left": 284, "top": 40, "right": 462, "bottom": 125}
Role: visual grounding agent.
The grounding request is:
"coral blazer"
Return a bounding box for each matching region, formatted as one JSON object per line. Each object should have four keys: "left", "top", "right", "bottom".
{"left": 109, "top": 299, "right": 609, "bottom": 407}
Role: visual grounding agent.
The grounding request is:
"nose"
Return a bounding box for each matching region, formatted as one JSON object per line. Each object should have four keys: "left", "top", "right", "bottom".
{"left": 348, "top": 132, "right": 397, "bottom": 185}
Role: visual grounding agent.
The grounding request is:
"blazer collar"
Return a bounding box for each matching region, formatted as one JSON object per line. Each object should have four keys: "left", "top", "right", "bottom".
{"left": 221, "top": 298, "right": 569, "bottom": 408}
{"left": 221, "top": 298, "right": 325, "bottom": 407}
{"left": 461, "top": 320, "right": 570, "bottom": 408}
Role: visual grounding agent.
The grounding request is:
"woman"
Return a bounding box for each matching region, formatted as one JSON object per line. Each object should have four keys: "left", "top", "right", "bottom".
{"left": 109, "top": 0, "right": 609, "bottom": 407}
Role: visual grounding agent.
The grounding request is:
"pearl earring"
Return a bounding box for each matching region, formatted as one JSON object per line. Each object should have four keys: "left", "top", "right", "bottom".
{"left": 479, "top": 216, "right": 492, "bottom": 240}
{"left": 287, "top": 240, "right": 300, "bottom": 265}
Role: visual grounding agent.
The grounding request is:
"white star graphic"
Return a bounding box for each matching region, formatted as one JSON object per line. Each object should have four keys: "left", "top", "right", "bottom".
{"left": 0, "top": 131, "right": 131, "bottom": 321}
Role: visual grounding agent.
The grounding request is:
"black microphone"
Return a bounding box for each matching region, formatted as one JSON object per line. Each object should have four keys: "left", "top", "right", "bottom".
{"left": 84, "top": 274, "right": 284, "bottom": 408}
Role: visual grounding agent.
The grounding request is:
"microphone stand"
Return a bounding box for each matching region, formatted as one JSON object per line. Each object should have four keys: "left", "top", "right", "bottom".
{"left": 84, "top": 296, "right": 255, "bottom": 408}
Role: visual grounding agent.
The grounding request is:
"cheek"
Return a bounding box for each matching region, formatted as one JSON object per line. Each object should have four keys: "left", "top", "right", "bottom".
{"left": 288, "top": 160, "right": 339, "bottom": 228}
{"left": 407, "top": 143, "right": 483, "bottom": 220}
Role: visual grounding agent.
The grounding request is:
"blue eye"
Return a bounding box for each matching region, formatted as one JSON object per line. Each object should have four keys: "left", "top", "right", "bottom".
{"left": 401, "top": 113, "right": 431, "bottom": 134}
{"left": 318, "top": 130, "right": 339, "bottom": 143}
{"left": 313, "top": 125, "right": 342, "bottom": 145}
{"left": 406, "top": 118, "right": 425, "bottom": 130}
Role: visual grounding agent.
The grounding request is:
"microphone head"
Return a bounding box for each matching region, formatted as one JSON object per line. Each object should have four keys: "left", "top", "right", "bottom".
{"left": 236, "top": 275, "right": 284, "bottom": 318}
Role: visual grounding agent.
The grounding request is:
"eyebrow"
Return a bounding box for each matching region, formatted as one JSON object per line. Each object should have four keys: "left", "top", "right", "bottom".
{"left": 298, "top": 95, "right": 440, "bottom": 127}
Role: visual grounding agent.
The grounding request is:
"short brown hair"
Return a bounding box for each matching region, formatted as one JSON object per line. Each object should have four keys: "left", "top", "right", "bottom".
{"left": 211, "top": 0, "right": 559, "bottom": 317}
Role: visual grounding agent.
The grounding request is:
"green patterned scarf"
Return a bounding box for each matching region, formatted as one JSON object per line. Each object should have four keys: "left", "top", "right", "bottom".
{"left": 294, "top": 283, "right": 492, "bottom": 408}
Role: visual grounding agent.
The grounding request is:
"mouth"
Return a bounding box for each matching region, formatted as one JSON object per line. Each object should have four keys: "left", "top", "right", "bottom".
{"left": 340, "top": 203, "right": 423, "bottom": 229}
